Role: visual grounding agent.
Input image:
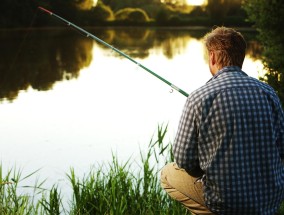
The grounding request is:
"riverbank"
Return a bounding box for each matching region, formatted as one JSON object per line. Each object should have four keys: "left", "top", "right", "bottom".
{"left": 0, "top": 126, "right": 187, "bottom": 214}
{"left": 1, "top": 126, "right": 284, "bottom": 214}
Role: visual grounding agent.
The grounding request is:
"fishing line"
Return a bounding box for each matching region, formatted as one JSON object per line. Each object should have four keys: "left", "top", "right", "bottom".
{"left": 38, "top": 7, "right": 189, "bottom": 97}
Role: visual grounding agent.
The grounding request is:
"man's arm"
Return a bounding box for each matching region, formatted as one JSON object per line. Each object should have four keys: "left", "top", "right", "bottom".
{"left": 173, "top": 97, "right": 204, "bottom": 177}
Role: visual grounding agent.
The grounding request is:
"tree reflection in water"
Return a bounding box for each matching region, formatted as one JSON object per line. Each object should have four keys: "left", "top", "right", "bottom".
{"left": 0, "top": 27, "right": 271, "bottom": 103}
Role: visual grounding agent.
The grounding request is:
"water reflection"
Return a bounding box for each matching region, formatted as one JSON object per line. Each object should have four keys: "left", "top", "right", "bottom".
{"left": 0, "top": 29, "right": 93, "bottom": 101}
{"left": 0, "top": 27, "right": 268, "bottom": 194}
{"left": 0, "top": 28, "right": 261, "bottom": 102}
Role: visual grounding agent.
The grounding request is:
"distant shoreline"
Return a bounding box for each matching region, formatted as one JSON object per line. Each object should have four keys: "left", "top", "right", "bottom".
{"left": 0, "top": 25, "right": 257, "bottom": 32}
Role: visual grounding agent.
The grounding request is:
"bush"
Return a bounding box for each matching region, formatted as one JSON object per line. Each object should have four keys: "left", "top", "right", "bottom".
{"left": 92, "top": 1, "right": 114, "bottom": 22}
{"left": 115, "top": 8, "right": 150, "bottom": 23}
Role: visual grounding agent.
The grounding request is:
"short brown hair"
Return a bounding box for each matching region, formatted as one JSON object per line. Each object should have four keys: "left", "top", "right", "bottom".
{"left": 204, "top": 26, "right": 247, "bottom": 68}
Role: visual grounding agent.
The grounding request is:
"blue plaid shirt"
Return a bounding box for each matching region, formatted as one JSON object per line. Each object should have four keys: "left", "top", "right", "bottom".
{"left": 173, "top": 66, "right": 284, "bottom": 215}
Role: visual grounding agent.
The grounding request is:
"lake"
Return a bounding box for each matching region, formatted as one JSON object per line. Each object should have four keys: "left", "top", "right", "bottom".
{"left": 0, "top": 27, "right": 264, "bottom": 188}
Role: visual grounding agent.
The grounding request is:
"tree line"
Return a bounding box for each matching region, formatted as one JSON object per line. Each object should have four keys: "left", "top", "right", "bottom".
{"left": 1, "top": 0, "right": 283, "bottom": 105}
{"left": 0, "top": 28, "right": 260, "bottom": 102}
{"left": 1, "top": 0, "right": 247, "bottom": 28}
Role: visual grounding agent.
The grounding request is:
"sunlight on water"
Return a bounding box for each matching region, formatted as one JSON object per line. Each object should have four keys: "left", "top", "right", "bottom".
{"left": 243, "top": 57, "right": 265, "bottom": 78}
{"left": 0, "top": 33, "right": 263, "bottom": 191}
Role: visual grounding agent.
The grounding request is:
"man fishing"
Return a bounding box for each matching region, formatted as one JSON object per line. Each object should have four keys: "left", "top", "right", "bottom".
{"left": 161, "top": 26, "right": 284, "bottom": 215}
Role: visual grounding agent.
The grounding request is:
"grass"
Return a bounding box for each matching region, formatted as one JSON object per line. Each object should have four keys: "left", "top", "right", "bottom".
{"left": 66, "top": 124, "right": 188, "bottom": 214}
{"left": 0, "top": 125, "right": 188, "bottom": 214}
{"left": 1, "top": 124, "right": 283, "bottom": 214}
{"left": 0, "top": 167, "right": 45, "bottom": 214}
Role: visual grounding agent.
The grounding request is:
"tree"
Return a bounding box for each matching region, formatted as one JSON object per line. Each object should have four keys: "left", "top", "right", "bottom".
{"left": 49, "top": 0, "right": 94, "bottom": 13}
{"left": 75, "top": 0, "right": 94, "bottom": 10}
{"left": 115, "top": 8, "right": 150, "bottom": 23}
{"left": 205, "top": 0, "right": 244, "bottom": 20}
{"left": 92, "top": 1, "right": 114, "bottom": 22}
{"left": 243, "top": 0, "right": 284, "bottom": 106}
{"left": 206, "top": 0, "right": 230, "bottom": 19}
{"left": 162, "top": 0, "right": 187, "bottom": 6}
{"left": 0, "top": 0, "right": 39, "bottom": 27}
{"left": 101, "top": 0, "right": 160, "bottom": 12}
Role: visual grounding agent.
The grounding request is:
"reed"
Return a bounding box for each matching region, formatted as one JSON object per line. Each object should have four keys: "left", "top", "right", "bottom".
{"left": 0, "top": 166, "right": 44, "bottom": 214}
{"left": 39, "top": 185, "right": 64, "bottom": 215}
{"left": 67, "top": 124, "right": 188, "bottom": 214}
{"left": 0, "top": 124, "right": 283, "bottom": 214}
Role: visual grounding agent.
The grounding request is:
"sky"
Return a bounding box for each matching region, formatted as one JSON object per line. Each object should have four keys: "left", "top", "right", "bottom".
{"left": 186, "top": 0, "right": 206, "bottom": 5}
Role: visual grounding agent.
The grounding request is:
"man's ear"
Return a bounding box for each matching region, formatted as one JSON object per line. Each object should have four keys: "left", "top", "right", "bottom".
{"left": 210, "top": 51, "right": 216, "bottom": 66}
{"left": 209, "top": 51, "right": 219, "bottom": 75}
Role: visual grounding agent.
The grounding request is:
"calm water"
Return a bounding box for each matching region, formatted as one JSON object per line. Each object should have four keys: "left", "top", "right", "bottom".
{"left": 0, "top": 27, "right": 264, "bottom": 187}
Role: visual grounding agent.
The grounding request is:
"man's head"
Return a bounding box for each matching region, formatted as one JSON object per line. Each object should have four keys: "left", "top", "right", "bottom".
{"left": 204, "top": 26, "right": 247, "bottom": 75}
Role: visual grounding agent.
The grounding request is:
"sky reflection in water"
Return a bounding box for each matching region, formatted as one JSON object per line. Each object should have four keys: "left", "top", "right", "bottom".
{"left": 0, "top": 35, "right": 263, "bottom": 188}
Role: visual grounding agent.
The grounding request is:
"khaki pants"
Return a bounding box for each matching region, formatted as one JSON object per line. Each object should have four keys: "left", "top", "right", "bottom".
{"left": 161, "top": 162, "right": 214, "bottom": 215}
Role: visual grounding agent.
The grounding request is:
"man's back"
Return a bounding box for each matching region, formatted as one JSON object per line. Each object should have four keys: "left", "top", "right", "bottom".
{"left": 161, "top": 27, "right": 284, "bottom": 215}
{"left": 192, "top": 66, "right": 284, "bottom": 214}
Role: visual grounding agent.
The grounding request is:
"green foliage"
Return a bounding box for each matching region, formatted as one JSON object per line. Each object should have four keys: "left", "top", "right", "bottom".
{"left": 206, "top": 0, "right": 228, "bottom": 19}
{"left": 101, "top": 0, "right": 161, "bottom": 12}
{"left": 0, "top": 0, "right": 249, "bottom": 27}
{"left": 68, "top": 124, "right": 186, "bottom": 214}
{"left": 168, "top": 15, "right": 184, "bottom": 25}
{"left": 49, "top": 0, "right": 94, "bottom": 11}
{"left": 0, "top": 166, "right": 44, "bottom": 214}
{"left": 206, "top": 0, "right": 244, "bottom": 20}
{"left": 0, "top": 125, "right": 189, "bottom": 214}
{"left": 39, "top": 185, "right": 64, "bottom": 215}
{"left": 92, "top": 0, "right": 114, "bottom": 22}
{"left": 75, "top": 0, "right": 94, "bottom": 10}
{"left": 243, "top": 0, "right": 284, "bottom": 70}
{"left": 141, "top": 4, "right": 170, "bottom": 19}
{"left": 279, "top": 203, "right": 284, "bottom": 215}
{"left": 243, "top": 0, "right": 284, "bottom": 106}
{"left": 155, "top": 6, "right": 175, "bottom": 24}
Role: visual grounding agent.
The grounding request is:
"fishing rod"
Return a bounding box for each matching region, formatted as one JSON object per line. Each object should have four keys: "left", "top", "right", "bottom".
{"left": 38, "top": 6, "right": 189, "bottom": 97}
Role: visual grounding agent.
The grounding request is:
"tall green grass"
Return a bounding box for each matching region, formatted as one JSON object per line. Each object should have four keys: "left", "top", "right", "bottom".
{"left": 0, "top": 166, "right": 45, "bottom": 214}
{"left": 0, "top": 125, "right": 188, "bottom": 214}
{"left": 67, "top": 124, "right": 188, "bottom": 214}
{"left": 1, "top": 125, "right": 283, "bottom": 214}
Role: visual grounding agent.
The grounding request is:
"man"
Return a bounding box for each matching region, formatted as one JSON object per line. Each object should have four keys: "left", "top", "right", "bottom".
{"left": 161, "top": 26, "right": 284, "bottom": 215}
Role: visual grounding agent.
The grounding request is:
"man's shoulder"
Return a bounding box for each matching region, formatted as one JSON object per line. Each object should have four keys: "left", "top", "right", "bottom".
{"left": 187, "top": 84, "right": 220, "bottom": 108}
{"left": 188, "top": 70, "right": 278, "bottom": 105}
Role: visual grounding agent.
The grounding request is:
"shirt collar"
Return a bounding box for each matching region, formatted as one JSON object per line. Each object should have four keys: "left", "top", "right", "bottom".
{"left": 207, "top": 66, "right": 247, "bottom": 83}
